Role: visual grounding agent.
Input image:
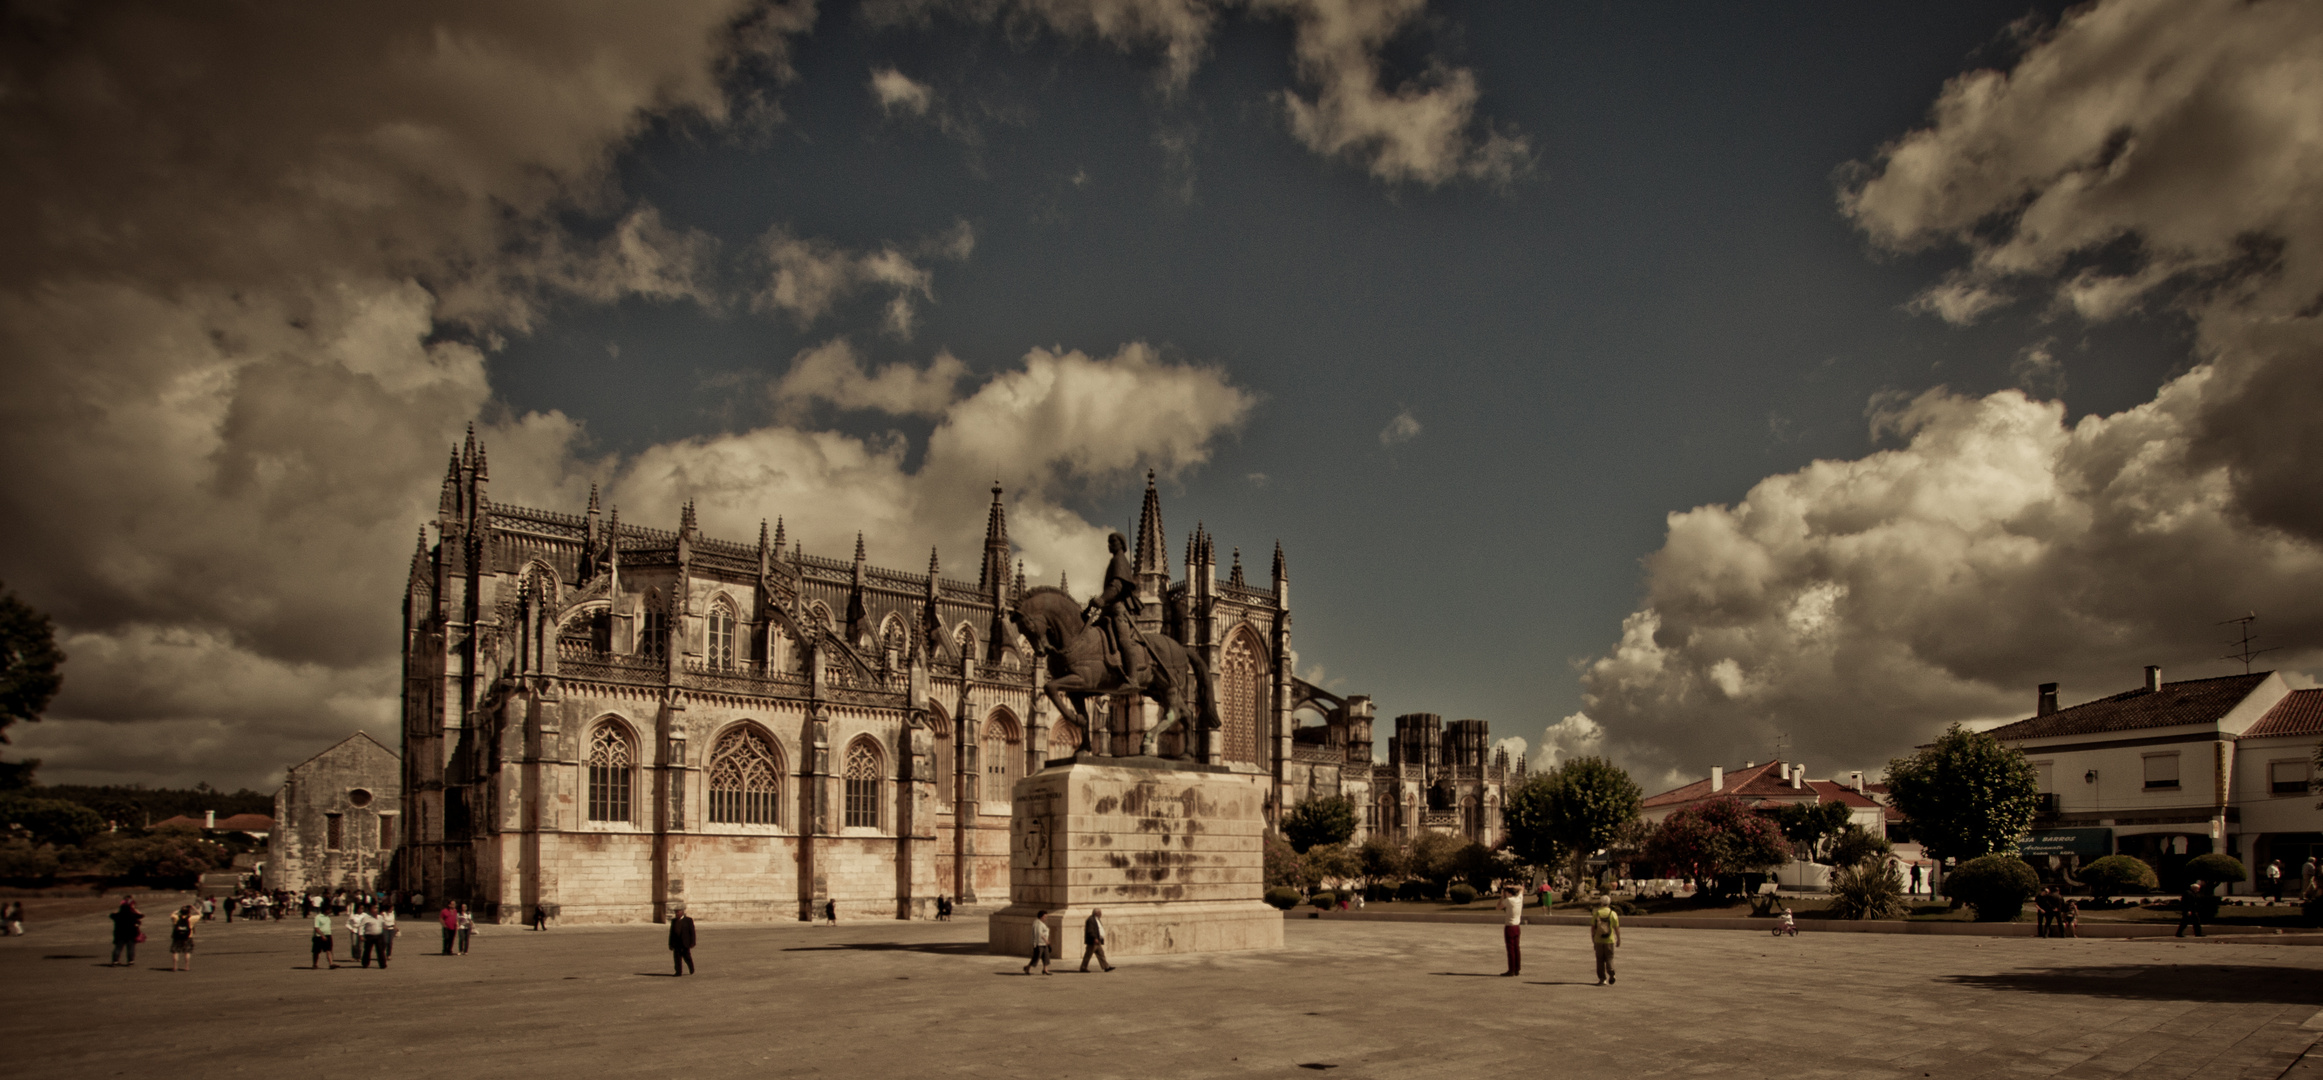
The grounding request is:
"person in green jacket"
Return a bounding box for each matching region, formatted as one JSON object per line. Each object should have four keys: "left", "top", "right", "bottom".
{"left": 1589, "top": 900, "right": 1621, "bottom": 986}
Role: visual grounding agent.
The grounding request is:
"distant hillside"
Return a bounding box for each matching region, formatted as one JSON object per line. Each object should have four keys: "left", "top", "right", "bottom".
{"left": 32, "top": 783, "right": 273, "bottom": 828}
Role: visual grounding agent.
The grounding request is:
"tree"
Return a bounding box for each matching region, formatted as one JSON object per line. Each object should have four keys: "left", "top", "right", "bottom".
{"left": 1305, "top": 842, "right": 1360, "bottom": 890}
{"left": 1281, "top": 794, "right": 1357, "bottom": 853}
{"left": 1263, "top": 831, "right": 1306, "bottom": 889}
{"left": 1405, "top": 830, "right": 1462, "bottom": 888}
{"left": 1942, "top": 854, "right": 2040, "bottom": 921}
{"left": 1770, "top": 801, "right": 1853, "bottom": 860}
{"left": 1823, "top": 823, "right": 1892, "bottom": 869}
{"left": 1502, "top": 756, "right": 1644, "bottom": 895}
{"left": 1643, "top": 798, "right": 1790, "bottom": 897}
{"left": 1355, "top": 832, "right": 1407, "bottom": 892}
{"left": 0, "top": 582, "right": 65, "bottom": 790}
{"left": 0, "top": 794, "right": 107, "bottom": 847}
{"left": 1883, "top": 724, "right": 2040, "bottom": 862}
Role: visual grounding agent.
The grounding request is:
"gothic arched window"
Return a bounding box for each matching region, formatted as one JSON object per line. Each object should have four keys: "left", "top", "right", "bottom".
{"left": 641, "top": 590, "right": 670, "bottom": 658}
{"left": 844, "top": 740, "right": 882, "bottom": 829}
{"left": 983, "top": 714, "right": 1020, "bottom": 803}
{"left": 928, "top": 711, "right": 953, "bottom": 808}
{"left": 1219, "top": 628, "right": 1266, "bottom": 766}
{"left": 707, "top": 597, "right": 738, "bottom": 670}
{"left": 1050, "top": 719, "right": 1083, "bottom": 761}
{"left": 707, "top": 726, "right": 780, "bottom": 825}
{"left": 955, "top": 624, "right": 977, "bottom": 661}
{"left": 587, "top": 721, "right": 635, "bottom": 823}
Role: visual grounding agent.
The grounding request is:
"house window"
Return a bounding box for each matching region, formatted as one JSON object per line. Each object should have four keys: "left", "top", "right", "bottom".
{"left": 377, "top": 813, "right": 397, "bottom": 850}
{"left": 707, "top": 727, "right": 780, "bottom": 825}
{"left": 844, "top": 741, "right": 881, "bottom": 829}
{"left": 588, "top": 722, "right": 635, "bottom": 822}
{"left": 708, "top": 599, "right": 737, "bottom": 670}
{"left": 2143, "top": 753, "right": 2180, "bottom": 791}
{"left": 2272, "top": 760, "right": 2313, "bottom": 796}
{"left": 325, "top": 813, "right": 343, "bottom": 850}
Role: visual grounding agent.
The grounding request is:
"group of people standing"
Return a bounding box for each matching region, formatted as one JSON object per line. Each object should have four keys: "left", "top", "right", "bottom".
{"left": 308, "top": 903, "right": 401, "bottom": 968}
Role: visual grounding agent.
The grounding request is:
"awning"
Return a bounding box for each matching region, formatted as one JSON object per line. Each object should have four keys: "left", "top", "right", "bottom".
{"left": 2019, "top": 827, "right": 2111, "bottom": 857}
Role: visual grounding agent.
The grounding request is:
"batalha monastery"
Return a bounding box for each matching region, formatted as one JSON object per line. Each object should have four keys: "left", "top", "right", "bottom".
{"left": 383, "top": 432, "right": 1524, "bottom": 923}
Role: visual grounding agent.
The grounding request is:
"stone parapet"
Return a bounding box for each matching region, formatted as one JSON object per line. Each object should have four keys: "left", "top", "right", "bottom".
{"left": 988, "top": 757, "right": 1282, "bottom": 957}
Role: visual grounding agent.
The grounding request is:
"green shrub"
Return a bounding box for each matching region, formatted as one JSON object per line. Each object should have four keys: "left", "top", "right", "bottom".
{"left": 1263, "top": 886, "right": 1301, "bottom": 910}
{"left": 1446, "top": 883, "right": 1478, "bottom": 905}
{"left": 1825, "top": 859, "right": 1906, "bottom": 920}
{"left": 2184, "top": 853, "right": 2246, "bottom": 886}
{"left": 0, "top": 837, "right": 60, "bottom": 880}
{"left": 1362, "top": 883, "right": 1395, "bottom": 902}
{"left": 1943, "top": 855, "right": 2040, "bottom": 922}
{"left": 2081, "top": 855, "right": 2158, "bottom": 901}
{"left": 1308, "top": 891, "right": 1337, "bottom": 909}
{"left": 1395, "top": 878, "right": 1440, "bottom": 902}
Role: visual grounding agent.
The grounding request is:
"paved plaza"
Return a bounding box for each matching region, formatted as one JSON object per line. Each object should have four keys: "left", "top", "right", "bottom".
{"left": 4, "top": 914, "right": 2319, "bottom": 1079}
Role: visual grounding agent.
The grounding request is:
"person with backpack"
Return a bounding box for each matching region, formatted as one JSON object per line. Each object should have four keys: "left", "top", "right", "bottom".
{"left": 169, "top": 905, "right": 197, "bottom": 971}
{"left": 1588, "top": 898, "right": 1621, "bottom": 986}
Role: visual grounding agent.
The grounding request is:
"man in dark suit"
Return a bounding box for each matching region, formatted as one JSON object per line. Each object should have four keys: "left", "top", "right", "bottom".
{"left": 1080, "top": 908, "right": 1115, "bottom": 972}
{"left": 669, "top": 904, "right": 697, "bottom": 975}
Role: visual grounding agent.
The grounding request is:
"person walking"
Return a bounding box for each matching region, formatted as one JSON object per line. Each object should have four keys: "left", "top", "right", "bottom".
{"left": 200, "top": 896, "right": 214, "bottom": 922}
{"left": 107, "top": 897, "right": 142, "bottom": 967}
{"left": 311, "top": 906, "right": 338, "bottom": 969}
{"left": 1909, "top": 863, "right": 1924, "bottom": 899}
{"left": 1498, "top": 886, "right": 1523, "bottom": 976}
{"left": 2033, "top": 887, "right": 2058, "bottom": 937}
{"left": 530, "top": 902, "right": 549, "bottom": 931}
{"left": 668, "top": 904, "right": 697, "bottom": 976}
{"left": 223, "top": 894, "right": 237, "bottom": 923}
{"left": 2175, "top": 880, "right": 2208, "bottom": 938}
{"left": 378, "top": 905, "right": 398, "bottom": 965}
{"left": 1080, "top": 909, "right": 1115, "bottom": 973}
{"left": 169, "top": 905, "right": 196, "bottom": 971}
{"left": 823, "top": 898, "right": 838, "bottom": 926}
{"left": 2265, "top": 860, "right": 2284, "bottom": 904}
{"left": 1022, "top": 911, "right": 1052, "bottom": 975}
{"left": 2304, "top": 856, "right": 2320, "bottom": 900}
{"left": 1588, "top": 897, "right": 1621, "bottom": 986}
{"left": 359, "top": 906, "right": 390, "bottom": 968}
{"left": 440, "top": 903, "right": 459, "bottom": 955}
{"left": 3, "top": 900, "right": 22, "bottom": 936}
{"left": 936, "top": 895, "right": 951, "bottom": 921}
{"left": 457, "top": 903, "right": 473, "bottom": 955}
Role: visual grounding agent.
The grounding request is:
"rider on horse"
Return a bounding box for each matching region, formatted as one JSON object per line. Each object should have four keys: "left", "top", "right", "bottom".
{"left": 1086, "top": 532, "right": 1152, "bottom": 688}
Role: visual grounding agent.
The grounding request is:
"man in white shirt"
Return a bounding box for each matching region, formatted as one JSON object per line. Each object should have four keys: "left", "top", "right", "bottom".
{"left": 1500, "top": 886, "right": 1525, "bottom": 976}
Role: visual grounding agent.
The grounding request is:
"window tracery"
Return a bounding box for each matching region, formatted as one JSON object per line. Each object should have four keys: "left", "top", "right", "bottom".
{"left": 587, "top": 721, "right": 634, "bottom": 823}
{"left": 707, "top": 727, "right": 780, "bottom": 825}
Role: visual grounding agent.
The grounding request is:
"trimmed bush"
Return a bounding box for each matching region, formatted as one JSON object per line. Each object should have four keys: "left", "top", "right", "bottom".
{"left": 1826, "top": 860, "right": 1907, "bottom": 920}
{"left": 1363, "top": 883, "right": 1396, "bottom": 902}
{"left": 1943, "top": 855, "right": 2040, "bottom": 922}
{"left": 2081, "top": 855, "right": 2158, "bottom": 901}
{"left": 1446, "top": 883, "right": 1479, "bottom": 905}
{"left": 1395, "top": 878, "right": 1440, "bottom": 902}
{"left": 2184, "top": 853, "right": 2246, "bottom": 887}
{"left": 1308, "top": 891, "right": 1337, "bottom": 909}
{"left": 1263, "top": 886, "right": 1301, "bottom": 910}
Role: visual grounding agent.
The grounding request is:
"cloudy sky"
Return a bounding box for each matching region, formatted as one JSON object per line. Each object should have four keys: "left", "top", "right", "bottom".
{"left": 5, "top": 0, "right": 2321, "bottom": 793}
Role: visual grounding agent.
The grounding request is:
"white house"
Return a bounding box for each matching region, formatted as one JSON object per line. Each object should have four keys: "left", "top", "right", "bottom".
{"left": 1986, "top": 668, "right": 2322, "bottom": 893}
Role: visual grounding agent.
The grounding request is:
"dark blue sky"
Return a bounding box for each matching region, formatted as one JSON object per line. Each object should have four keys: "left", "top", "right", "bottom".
{"left": 489, "top": 0, "right": 2190, "bottom": 745}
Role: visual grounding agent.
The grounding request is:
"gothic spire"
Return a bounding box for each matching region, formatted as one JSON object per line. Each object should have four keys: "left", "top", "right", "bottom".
{"left": 1059, "top": 570, "right": 1069, "bottom": 593}
{"left": 854, "top": 531, "right": 867, "bottom": 564}
{"left": 1013, "top": 560, "right": 1026, "bottom": 597}
{"left": 680, "top": 499, "right": 698, "bottom": 535}
{"left": 979, "top": 481, "right": 1010, "bottom": 593}
{"left": 408, "top": 527, "right": 430, "bottom": 584}
{"left": 1271, "top": 540, "right": 1285, "bottom": 583}
{"left": 1133, "top": 468, "right": 1167, "bottom": 579}
{"left": 927, "top": 545, "right": 941, "bottom": 577}
{"left": 771, "top": 517, "right": 786, "bottom": 553}
{"left": 586, "top": 483, "right": 600, "bottom": 514}
{"left": 1230, "top": 547, "right": 1245, "bottom": 588}
{"left": 470, "top": 427, "right": 488, "bottom": 480}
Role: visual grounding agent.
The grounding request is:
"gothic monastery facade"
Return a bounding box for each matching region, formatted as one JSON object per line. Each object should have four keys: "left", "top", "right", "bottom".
{"left": 399, "top": 432, "right": 1517, "bottom": 923}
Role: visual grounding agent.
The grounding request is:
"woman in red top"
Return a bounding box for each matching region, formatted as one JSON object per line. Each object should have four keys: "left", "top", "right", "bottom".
{"left": 440, "top": 903, "right": 459, "bottom": 954}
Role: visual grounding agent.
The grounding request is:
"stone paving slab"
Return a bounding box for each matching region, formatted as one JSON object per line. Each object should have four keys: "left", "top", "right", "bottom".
{"left": 3, "top": 913, "right": 2319, "bottom": 1079}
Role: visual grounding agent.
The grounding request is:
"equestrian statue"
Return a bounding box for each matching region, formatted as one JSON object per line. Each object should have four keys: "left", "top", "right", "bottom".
{"left": 1009, "top": 533, "right": 1218, "bottom": 760}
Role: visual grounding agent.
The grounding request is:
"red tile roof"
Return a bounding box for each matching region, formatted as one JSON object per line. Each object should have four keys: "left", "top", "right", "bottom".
{"left": 1983, "top": 673, "right": 2271, "bottom": 742}
{"left": 1803, "top": 780, "right": 1879, "bottom": 808}
{"left": 1644, "top": 763, "right": 1879, "bottom": 810}
{"left": 213, "top": 814, "right": 274, "bottom": 832}
{"left": 2245, "top": 688, "right": 2323, "bottom": 739}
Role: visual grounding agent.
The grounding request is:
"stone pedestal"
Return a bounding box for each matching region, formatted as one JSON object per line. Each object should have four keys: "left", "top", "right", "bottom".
{"left": 988, "top": 756, "right": 1283, "bottom": 957}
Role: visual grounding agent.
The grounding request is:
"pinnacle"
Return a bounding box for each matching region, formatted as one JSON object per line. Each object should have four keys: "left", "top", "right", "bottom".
{"left": 587, "top": 484, "right": 600, "bottom": 513}
{"left": 928, "top": 546, "right": 941, "bottom": 575}
{"left": 854, "top": 532, "right": 867, "bottom": 562}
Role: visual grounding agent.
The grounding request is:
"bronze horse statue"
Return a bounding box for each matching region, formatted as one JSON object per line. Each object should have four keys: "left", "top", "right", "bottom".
{"left": 1009, "top": 586, "right": 1218, "bottom": 759}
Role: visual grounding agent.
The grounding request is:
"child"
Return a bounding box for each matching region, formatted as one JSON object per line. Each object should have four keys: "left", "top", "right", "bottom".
{"left": 1774, "top": 906, "right": 1797, "bottom": 937}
